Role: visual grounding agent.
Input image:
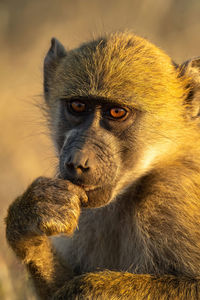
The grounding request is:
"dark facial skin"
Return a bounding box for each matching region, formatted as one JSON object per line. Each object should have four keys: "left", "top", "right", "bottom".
{"left": 58, "top": 97, "right": 137, "bottom": 208}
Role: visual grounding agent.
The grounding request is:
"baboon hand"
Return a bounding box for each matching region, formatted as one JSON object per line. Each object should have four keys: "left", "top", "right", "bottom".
{"left": 6, "top": 177, "right": 88, "bottom": 243}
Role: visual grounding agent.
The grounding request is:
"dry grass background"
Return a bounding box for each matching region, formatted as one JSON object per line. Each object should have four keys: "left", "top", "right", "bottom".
{"left": 0, "top": 0, "right": 200, "bottom": 298}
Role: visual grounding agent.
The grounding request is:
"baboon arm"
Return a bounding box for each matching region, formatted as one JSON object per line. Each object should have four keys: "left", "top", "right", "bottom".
{"left": 6, "top": 232, "right": 73, "bottom": 300}
{"left": 22, "top": 236, "right": 73, "bottom": 300}
{"left": 52, "top": 271, "right": 199, "bottom": 300}
{"left": 5, "top": 177, "right": 85, "bottom": 300}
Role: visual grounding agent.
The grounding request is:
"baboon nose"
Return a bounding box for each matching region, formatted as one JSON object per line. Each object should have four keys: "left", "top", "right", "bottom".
{"left": 64, "top": 151, "right": 90, "bottom": 175}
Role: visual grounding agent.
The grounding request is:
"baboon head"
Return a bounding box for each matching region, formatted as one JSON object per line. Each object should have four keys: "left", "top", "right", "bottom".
{"left": 43, "top": 33, "right": 200, "bottom": 208}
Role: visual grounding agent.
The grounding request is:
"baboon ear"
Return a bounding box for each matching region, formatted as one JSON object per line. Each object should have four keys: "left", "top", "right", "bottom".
{"left": 180, "top": 57, "right": 200, "bottom": 118}
{"left": 44, "top": 38, "right": 67, "bottom": 98}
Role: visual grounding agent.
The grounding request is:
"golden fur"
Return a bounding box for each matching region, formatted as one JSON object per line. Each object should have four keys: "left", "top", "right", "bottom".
{"left": 6, "top": 32, "right": 200, "bottom": 299}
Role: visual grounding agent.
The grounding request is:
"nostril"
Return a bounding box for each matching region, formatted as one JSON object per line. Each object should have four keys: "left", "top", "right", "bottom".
{"left": 64, "top": 155, "right": 74, "bottom": 170}
{"left": 78, "top": 165, "right": 89, "bottom": 173}
{"left": 65, "top": 162, "right": 75, "bottom": 171}
{"left": 84, "top": 158, "right": 89, "bottom": 168}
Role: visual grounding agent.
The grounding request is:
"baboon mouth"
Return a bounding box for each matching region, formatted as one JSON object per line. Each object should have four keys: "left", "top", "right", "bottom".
{"left": 80, "top": 184, "right": 100, "bottom": 191}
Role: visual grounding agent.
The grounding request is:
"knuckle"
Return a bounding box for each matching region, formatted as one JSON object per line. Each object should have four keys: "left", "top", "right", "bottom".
{"left": 33, "top": 176, "right": 49, "bottom": 186}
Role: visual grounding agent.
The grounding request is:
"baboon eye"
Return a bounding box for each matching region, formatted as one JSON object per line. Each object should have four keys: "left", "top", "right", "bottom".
{"left": 70, "top": 100, "right": 86, "bottom": 113}
{"left": 109, "top": 107, "right": 127, "bottom": 119}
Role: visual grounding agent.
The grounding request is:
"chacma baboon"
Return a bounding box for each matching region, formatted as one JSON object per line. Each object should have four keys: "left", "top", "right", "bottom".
{"left": 5, "top": 32, "right": 200, "bottom": 299}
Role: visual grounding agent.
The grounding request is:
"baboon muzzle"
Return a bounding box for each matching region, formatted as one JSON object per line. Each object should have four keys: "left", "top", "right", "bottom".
{"left": 60, "top": 148, "right": 98, "bottom": 186}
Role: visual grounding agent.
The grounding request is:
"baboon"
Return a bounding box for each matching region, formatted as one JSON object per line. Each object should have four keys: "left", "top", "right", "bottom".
{"left": 5, "top": 32, "right": 200, "bottom": 299}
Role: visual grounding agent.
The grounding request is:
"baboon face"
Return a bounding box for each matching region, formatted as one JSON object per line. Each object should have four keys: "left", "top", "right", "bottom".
{"left": 53, "top": 95, "right": 177, "bottom": 208}
{"left": 44, "top": 34, "right": 188, "bottom": 208}
{"left": 57, "top": 97, "right": 140, "bottom": 208}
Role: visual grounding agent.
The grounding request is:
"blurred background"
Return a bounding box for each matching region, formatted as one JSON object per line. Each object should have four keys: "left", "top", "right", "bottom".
{"left": 0, "top": 0, "right": 200, "bottom": 298}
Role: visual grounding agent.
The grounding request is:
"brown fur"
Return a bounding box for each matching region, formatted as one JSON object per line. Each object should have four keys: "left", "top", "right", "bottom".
{"left": 5, "top": 32, "right": 200, "bottom": 299}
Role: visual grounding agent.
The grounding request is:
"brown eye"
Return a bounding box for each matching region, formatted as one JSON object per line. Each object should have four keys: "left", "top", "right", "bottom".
{"left": 109, "top": 107, "right": 127, "bottom": 119}
{"left": 70, "top": 100, "right": 86, "bottom": 113}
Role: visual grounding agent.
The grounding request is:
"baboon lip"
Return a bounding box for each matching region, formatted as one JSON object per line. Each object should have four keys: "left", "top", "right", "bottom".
{"left": 58, "top": 175, "right": 99, "bottom": 191}
{"left": 80, "top": 184, "right": 100, "bottom": 191}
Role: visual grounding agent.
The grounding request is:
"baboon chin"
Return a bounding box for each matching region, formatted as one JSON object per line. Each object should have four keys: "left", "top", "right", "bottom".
{"left": 6, "top": 32, "right": 200, "bottom": 299}
{"left": 82, "top": 187, "right": 114, "bottom": 208}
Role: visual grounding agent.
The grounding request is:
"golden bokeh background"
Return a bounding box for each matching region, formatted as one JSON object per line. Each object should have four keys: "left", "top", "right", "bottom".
{"left": 1, "top": 0, "right": 200, "bottom": 298}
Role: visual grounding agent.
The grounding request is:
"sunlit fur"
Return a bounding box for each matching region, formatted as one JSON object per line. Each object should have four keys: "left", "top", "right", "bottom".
{"left": 6, "top": 32, "right": 200, "bottom": 299}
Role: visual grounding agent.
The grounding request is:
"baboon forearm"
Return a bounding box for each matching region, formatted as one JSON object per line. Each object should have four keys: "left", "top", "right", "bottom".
{"left": 6, "top": 207, "right": 73, "bottom": 300}
{"left": 6, "top": 216, "right": 73, "bottom": 300}
{"left": 55, "top": 271, "right": 199, "bottom": 300}
{"left": 5, "top": 179, "right": 81, "bottom": 300}
{"left": 25, "top": 236, "right": 73, "bottom": 300}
